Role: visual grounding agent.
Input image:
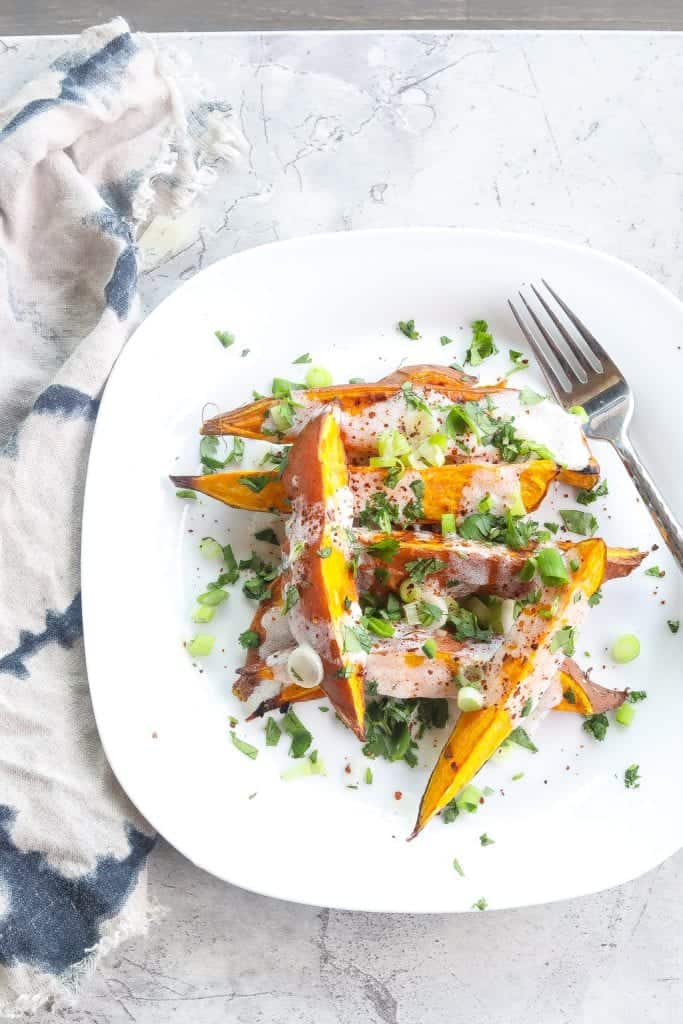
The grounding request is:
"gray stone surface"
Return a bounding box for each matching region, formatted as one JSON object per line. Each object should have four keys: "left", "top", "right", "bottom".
{"left": 1, "top": 30, "right": 682, "bottom": 1023}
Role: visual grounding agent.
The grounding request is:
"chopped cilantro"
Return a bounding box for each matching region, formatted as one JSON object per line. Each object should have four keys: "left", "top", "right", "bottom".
{"left": 645, "top": 565, "right": 665, "bottom": 578}
{"left": 583, "top": 712, "right": 609, "bottom": 741}
{"left": 343, "top": 623, "right": 373, "bottom": 655}
{"left": 465, "top": 319, "right": 498, "bottom": 366}
{"left": 519, "top": 386, "right": 545, "bottom": 406}
{"left": 254, "top": 527, "right": 279, "bottom": 546}
{"left": 442, "top": 798, "right": 460, "bottom": 824}
{"left": 479, "top": 833, "right": 495, "bottom": 847}
{"left": 506, "top": 349, "right": 529, "bottom": 376}
{"left": 405, "top": 556, "right": 444, "bottom": 583}
{"left": 317, "top": 546, "right": 333, "bottom": 559}
{"left": 398, "top": 319, "right": 420, "bottom": 339}
{"left": 507, "top": 726, "right": 538, "bottom": 753}
{"left": 284, "top": 585, "right": 300, "bottom": 614}
{"left": 624, "top": 764, "right": 641, "bottom": 789}
{"left": 627, "top": 690, "right": 647, "bottom": 703}
{"left": 176, "top": 489, "right": 197, "bottom": 499}
{"left": 440, "top": 335, "right": 454, "bottom": 346}
{"left": 521, "top": 698, "right": 533, "bottom": 718}
{"left": 576, "top": 479, "right": 608, "bottom": 505}
{"left": 562, "top": 688, "right": 577, "bottom": 705}
{"left": 588, "top": 588, "right": 603, "bottom": 607}
{"left": 472, "top": 897, "right": 488, "bottom": 911}
{"left": 292, "top": 353, "right": 312, "bottom": 364}
{"left": 239, "top": 474, "right": 273, "bottom": 493}
{"left": 452, "top": 857, "right": 465, "bottom": 876}
{"left": 238, "top": 630, "right": 260, "bottom": 649}
{"left": 362, "top": 697, "right": 448, "bottom": 766}
{"left": 366, "top": 536, "right": 400, "bottom": 563}
{"left": 560, "top": 509, "right": 598, "bottom": 536}
{"left": 265, "top": 717, "right": 282, "bottom": 747}
{"left": 401, "top": 381, "right": 432, "bottom": 413}
{"left": 281, "top": 710, "right": 312, "bottom": 758}
{"left": 359, "top": 492, "right": 401, "bottom": 533}
{"left": 550, "top": 626, "right": 576, "bottom": 657}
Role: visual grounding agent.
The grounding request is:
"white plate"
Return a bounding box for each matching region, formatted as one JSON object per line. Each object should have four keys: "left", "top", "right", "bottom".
{"left": 83, "top": 228, "right": 683, "bottom": 913}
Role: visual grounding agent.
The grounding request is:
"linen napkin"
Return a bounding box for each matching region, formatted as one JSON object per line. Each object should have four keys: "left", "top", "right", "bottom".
{"left": 0, "top": 19, "right": 238, "bottom": 1014}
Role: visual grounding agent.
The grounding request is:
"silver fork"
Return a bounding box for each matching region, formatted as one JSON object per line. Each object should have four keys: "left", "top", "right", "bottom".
{"left": 509, "top": 280, "right": 683, "bottom": 571}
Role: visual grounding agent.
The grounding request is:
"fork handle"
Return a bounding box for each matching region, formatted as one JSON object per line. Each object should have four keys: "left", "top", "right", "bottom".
{"left": 613, "top": 434, "right": 683, "bottom": 573}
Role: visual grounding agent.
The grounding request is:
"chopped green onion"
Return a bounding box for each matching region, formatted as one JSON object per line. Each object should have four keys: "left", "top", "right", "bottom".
{"left": 199, "top": 536, "right": 224, "bottom": 560}
{"left": 196, "top": 588, "right": 228, "bottom": 607}
{"left": 215, "top": 330, "right": 235, "bottom": 348}
{"left": 456, "top": 784, "right": 483, "bottom": 812}
{"left": 512, "top": 771, "right": 524, "bottom": 781}
{"left": 478, "top": 493, "right": 493, "bottom": 514}
{"left": 176, "top": 489, "right": 197, "bottom": 500}
{"left": 231, "top": 732, "right": 258, "bottom": 758}
{"left": 569, "top": 405, "right": 589, "bottom": 422}
{"left": 611, "top": 633, "right": 640, "bottom": 664}
{"left": 292, "top": 352, "right": 312, "bottom": 364}
{"left": 536, "top": 547, "right": 569, "bottom": 586}
{"left": 187, "top": 633, "right": 215, "bottom": 657}
{"left": 399, "top": 579, "right": 422, "bottom": 604}
{"left": 615, "top": 703, "right": 636, "bottom": 727}
{"left": 441, "top": 513, "right": 456, "bottom": 535}
{"left": 281, "top": 758, "right": 326, "bottom": 780}
{"left": 422, "top": 638, "right": 437, "bottom": 659}
{"left": 521, "top": 697, "right": 533, "bottom": 717}
{"left": 304, "top": 366, "right": 333, "bottom": 388}
{"left": 192, "top": 604, "right": 215, "bottom": 623}
{"left": 507, "top": 726, "right": 538, "bottom": 752}
{"left": 364, "top": 766, "right": 373, "bottom": 785}
{"left": 452, "top": 857, "right": 464, "bottom": 876}
{"left": 429, "top": 432, "right": 449, "bottom": 449}
{"left": 457, "top": 686, "right": 484, "bottom": 712}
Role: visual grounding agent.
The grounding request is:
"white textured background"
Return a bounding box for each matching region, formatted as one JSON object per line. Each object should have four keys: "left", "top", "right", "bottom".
{"left": 2, "top": 30, "right": 683, "bottom": 1024}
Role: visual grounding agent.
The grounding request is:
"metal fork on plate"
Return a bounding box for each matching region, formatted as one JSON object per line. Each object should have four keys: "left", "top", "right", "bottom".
{"left": 509, "top": 280, "right": 683, "bottom": 571}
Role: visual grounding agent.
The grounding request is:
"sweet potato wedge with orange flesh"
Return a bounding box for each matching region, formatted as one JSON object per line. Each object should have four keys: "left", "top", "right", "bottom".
{"left": 358, "top": 532, "right": 645, "bottom": 598}
{"left": 410, "top": 537, "right": 606, "bottom": 838}
{"left": 171, "top": 459, "right": 556, "bottom": 519}
{"left": 555, "top": 658, "right": 627, "bottom": 714}
{"left": 281, "top": 407, "right": 366, "bottom": 738}
{"left": 169, "top": 472, "right": 290, "bottom": 512}
{"left": 245, "top": 664, "right": 618, "bottom": 720}
{"left": 201, "top": 378, "right": 502, "bottom": 438}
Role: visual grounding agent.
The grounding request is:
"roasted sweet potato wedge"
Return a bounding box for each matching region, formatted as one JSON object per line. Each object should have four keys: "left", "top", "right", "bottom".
{"left": 555, "top": 658, "right": 627, "bottom": 714}
{"left": 358, "top": 531, "right": 646, "bottom": 598}
{"left": 410, "top": 537, "right": 606, "bottom": 837}
{"left": 169, "top": 459, "right": 556, "bottom": 520}
{"left": 200, "top": 365, "right": 597, "bottom": 488}
{"left": 280, "top": 407, "right": 366, "bottom": 738}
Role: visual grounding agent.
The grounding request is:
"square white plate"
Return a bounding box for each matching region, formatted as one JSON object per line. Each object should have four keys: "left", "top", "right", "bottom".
{"left": 82, "top": 228, "right": 683, "bottom": 912}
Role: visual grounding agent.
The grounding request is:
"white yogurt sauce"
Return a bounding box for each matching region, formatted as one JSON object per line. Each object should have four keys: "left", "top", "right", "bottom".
{"left": 486, "top": 391, "right": 587, "bottom": 469}
{"left": 457, "top": 465, "right": 524, "bottom": 516}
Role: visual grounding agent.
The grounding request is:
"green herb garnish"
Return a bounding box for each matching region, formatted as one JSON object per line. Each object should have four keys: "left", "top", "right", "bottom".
{"left": 465, "top": 319, "right": 498, "bottom": 366}
{"left": 576, "top": 479, "right": 608, "bottom": 505}
{"left": 560, "top": 509, "right": 598, "bottom": 536}
{"left": 238, "top": 630, "right": 260, "bottom": 649}
{"left": 231, "top": 732, "right": 258, "bottom": 758}
{"left": 624, "top": 764, "right": 641, "bottom": 789}
{"left": 398, "top": 319, "right": 420, "bottom": 340}
{"left": 583, "top": 713, "right": 609, "bottom": 741}
{"left": 215, "top": 330, "right": 235, "bottom": 348}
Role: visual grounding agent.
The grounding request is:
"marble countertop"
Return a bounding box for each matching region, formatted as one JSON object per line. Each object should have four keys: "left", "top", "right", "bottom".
{"left": 3, "top": 29, "right": 683, "bottom": 1024}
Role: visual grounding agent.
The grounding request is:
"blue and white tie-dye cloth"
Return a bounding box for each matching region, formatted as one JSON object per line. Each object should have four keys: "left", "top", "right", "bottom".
{"left": 0, "top": 19, "right": 237, "bottom": 1014}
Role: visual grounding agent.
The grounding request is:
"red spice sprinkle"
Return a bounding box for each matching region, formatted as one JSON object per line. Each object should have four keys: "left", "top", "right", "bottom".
{"left": 394, "top": 791, "right": 403, "bottom": 801}
{"left": 152, "top": 731, "right": 158, "bottom": 739}
{"left": 344, "top": 764, "right": 352, "bottom": 774}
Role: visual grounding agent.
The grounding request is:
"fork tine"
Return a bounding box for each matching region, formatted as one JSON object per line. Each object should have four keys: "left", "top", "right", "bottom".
{"left": 530, "top": 284, "right": 596, "bottom": 381}
{"left": 507, "top": 299, "right": 567, "bottom": 402}
{"left": 541, "top": 279, "right": 621, "bottom": 376}
{"left": 517, "top": 293, "right": 578, "bottom": 393}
